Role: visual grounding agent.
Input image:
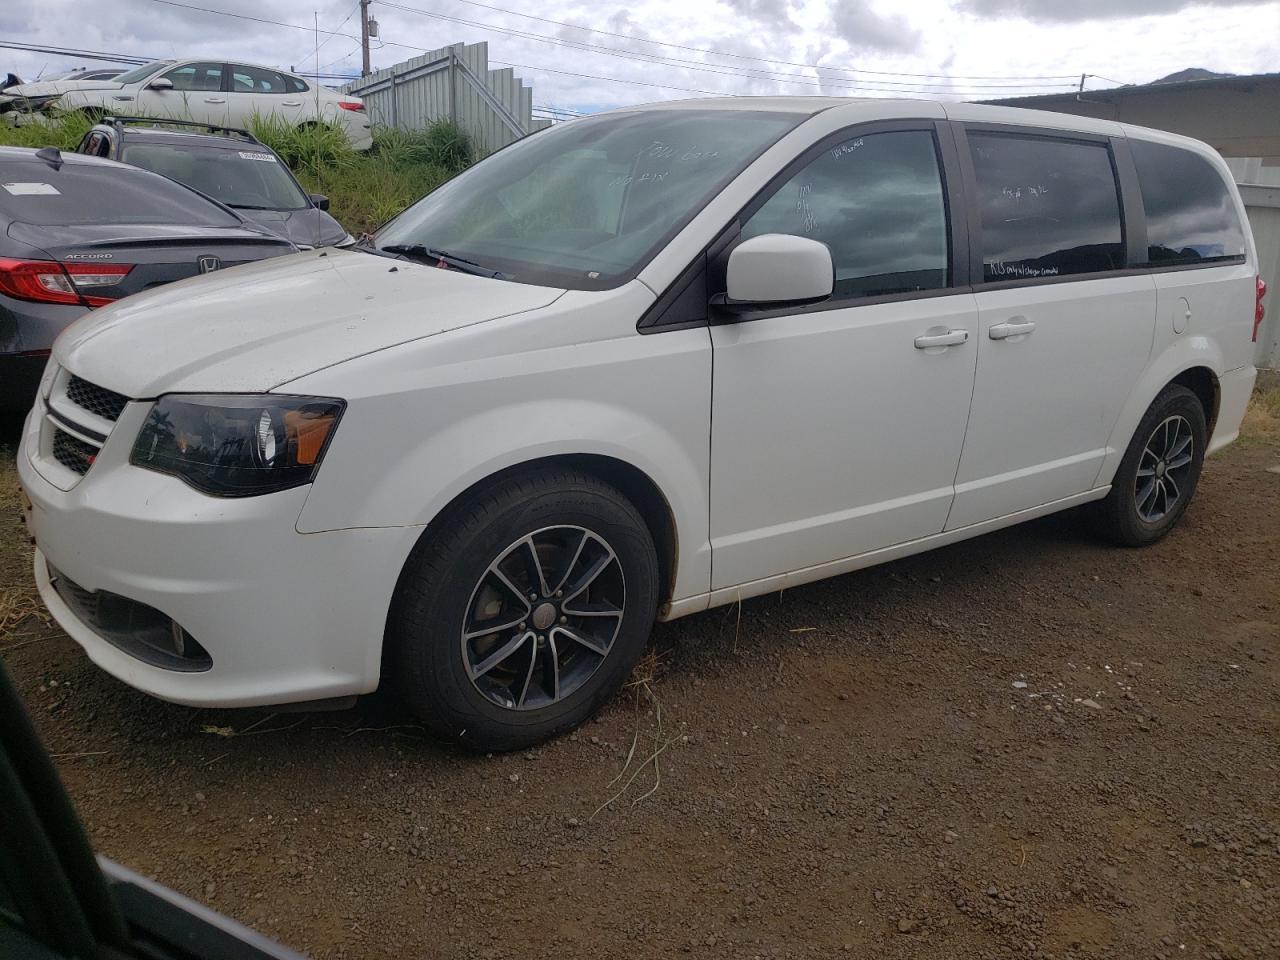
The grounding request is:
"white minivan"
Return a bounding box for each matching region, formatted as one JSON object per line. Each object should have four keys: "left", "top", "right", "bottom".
{"left": 18, "top": 98, "right": 1263, "bottom": 750}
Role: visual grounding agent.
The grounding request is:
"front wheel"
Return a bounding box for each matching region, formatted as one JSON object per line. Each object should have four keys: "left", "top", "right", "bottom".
{"left": 386, "top": 468, "right": 659, "bottom": 751}
{"left": 1094, "top": 384, "right": 1206, "bottom": 546}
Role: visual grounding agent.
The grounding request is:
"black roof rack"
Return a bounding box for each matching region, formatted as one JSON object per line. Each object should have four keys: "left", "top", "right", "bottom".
{"left": 100, "top": 116, "right": 261, "bottom": 144}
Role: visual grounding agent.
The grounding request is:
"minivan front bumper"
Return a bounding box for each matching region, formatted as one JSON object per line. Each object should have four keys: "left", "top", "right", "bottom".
{"left": 17, "top": 399, "right": 416, "bottom": 708}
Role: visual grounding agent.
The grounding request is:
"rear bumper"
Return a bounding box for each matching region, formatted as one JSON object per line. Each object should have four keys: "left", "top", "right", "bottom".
{"left": 1208, "top": 365, "right": 1257, "bottom": 455}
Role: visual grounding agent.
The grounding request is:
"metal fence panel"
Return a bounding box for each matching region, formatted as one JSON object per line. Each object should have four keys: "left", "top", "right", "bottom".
{"left": 340, "top": 42, "right": 549, "bottom": 154}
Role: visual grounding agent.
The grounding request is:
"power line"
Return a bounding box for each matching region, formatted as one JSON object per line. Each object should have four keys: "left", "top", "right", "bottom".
{"left": 377, "top": 0, "right": 1078, "bottom": 93}
{"left": 315, "top": 0, "right": 362, "bottom": 55}
{"left": 133, "top": 0, "right": 1108, "bottom": 101}
{"left": 432, "top": 0, "right": 1081, "bottom": 82}
{"left": 0, "top": 41, "right": 150, "bottom": 65}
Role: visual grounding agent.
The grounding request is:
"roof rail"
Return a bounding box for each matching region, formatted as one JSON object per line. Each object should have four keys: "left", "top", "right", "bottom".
{"left": 100, "top": 116, "right": 261, "bottom": 144}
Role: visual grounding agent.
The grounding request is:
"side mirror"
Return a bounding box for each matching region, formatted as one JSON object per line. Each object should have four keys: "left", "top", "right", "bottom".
{"left": 723, "top": 234, "right": 833, "bottom": 308}
{"left": 147, "top": 77, "right": 174, "bottom": 91}
{"left": 309, "top": 193, "right": 330, "bottom": 211}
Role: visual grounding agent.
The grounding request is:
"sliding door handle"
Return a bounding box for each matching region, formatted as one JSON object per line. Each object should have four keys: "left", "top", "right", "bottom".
{"left": 988, "top": 319, "right": 1036, "bottom": 340}
{"left": 914, "top": 329, "right": 969, "bottom": 349}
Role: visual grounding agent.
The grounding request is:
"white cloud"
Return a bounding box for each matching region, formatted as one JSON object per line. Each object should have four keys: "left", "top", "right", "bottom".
{"left": 2, "top": 0, "right": 1277, "bottom": 114}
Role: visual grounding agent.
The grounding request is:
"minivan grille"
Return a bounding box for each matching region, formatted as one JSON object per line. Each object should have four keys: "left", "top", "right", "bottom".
{"left": 51, "top": 428, "right": 97, "bottom": 475}
{"left": 65, "top": 374, "right": 129, "bottom": 422}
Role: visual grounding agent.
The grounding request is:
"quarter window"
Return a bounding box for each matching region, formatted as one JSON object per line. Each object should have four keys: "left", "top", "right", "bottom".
{"left": 969, "top": 133, "right": 1124, "bottom": 281}
{"left": 285, "top": 76, "right": 309, "bottom": 94}
{"left": 162, "top": 62, "right": 224, "bottom": 92}
{"left": 1130, "top": 139, "right": 1246, "bottom": 265}
{"left": 741, "top": 130, "right": 949, "bottom": 300}
{"left": 230, "top": 66, "right": 289, "bottom": 94}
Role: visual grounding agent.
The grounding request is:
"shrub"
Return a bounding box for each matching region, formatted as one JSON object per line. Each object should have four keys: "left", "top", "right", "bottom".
{"left": 0, "top": 114, "right": 474, "bottom": 238}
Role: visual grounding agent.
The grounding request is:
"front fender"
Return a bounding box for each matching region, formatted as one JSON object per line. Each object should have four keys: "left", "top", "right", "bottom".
{"left": 1093, "top": 335, "right": 1225, "bottom": 487}
{"left": 291, "top": 303, "right": 713, "bottom": 603}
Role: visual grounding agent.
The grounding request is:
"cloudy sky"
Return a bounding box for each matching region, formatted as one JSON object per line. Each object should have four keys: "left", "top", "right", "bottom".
{"left": 5, "top": 0, "right": 1279, "bottom": 116}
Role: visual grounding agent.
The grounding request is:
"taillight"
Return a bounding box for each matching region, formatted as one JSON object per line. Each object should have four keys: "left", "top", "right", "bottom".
{"left": 337, "top": 101, "right": 365, "bottom": 112}
{"left": 1254, "top": 275, "right": 1268, "bottom": 343}
{"left": 0, "top": 258, "right": 132, "bottom": 307}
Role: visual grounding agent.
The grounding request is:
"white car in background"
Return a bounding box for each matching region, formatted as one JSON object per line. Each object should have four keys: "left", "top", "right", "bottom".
{"left": 0, "top": 67, "right": 127, "bottom": 114}
{"left": 36, "top": 59, "right": 372, "bottom": 150}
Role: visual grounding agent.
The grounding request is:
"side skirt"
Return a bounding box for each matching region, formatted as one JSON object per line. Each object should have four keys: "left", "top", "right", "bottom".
{"left": 659, "top": 486, "right": 1110, "bottom": 622}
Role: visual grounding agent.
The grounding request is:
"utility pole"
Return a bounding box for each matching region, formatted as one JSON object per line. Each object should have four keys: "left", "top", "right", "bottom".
{"left": 360, "top": 0, "right": 371, "bottom": 76}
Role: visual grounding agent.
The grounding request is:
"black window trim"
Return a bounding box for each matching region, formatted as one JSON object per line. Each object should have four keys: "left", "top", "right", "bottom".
{"left": 954, "top": 121, "right": 1134, "bottom": 292}
{"left": 639, "top": 118, "right": 971, "bottom": 332}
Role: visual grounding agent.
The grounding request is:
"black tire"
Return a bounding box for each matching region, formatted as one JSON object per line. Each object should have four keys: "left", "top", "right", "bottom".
{"left": 386, "top": 467, "right": 659, "bottom": 751}
{"left": 1094, "top": 384, "right": 1206, "bottom": 547}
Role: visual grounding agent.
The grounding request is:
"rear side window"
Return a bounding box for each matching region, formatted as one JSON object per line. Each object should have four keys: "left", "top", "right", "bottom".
{"left": 0, "top": 160, "right": 241, "bottom": 227}
{"left": 969, "top": 133, "right": 1124, "bottom": 281}
{"left": 231, "top": 66, "right": 288, "bottom": 94}
{"left": 163, "top": 62, "right": 224, "bottom": 93}
{"left": 1130, "top": 139, "right": 1246, "bottom": 265}
{"left": 741, "top": 130, "right": 949, "bottom": 300}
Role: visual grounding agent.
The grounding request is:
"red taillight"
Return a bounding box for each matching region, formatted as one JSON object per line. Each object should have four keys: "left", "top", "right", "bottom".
{"left": 0, "top": 258, "right": 132, "bottom": 308}
{"left": 1254, "top": 275, "right": 1268, "bottom": 343}
{"left": 337, "top": 100, "right": 365, "bottom": 112}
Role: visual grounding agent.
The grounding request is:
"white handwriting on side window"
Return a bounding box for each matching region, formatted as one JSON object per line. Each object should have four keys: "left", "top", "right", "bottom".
{"left": 830, "top": 138, "right": 864, "bottom": 160}
{"left": 1000, "top": 184, "right": 1049, "bottom": 201}
{"left": 988, "top": 261, "right": 1060, "bottom": 278}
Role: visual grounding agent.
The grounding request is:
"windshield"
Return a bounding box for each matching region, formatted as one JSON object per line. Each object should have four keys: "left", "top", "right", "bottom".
{"left": 121, "top": 142, "right": 310, "bottom": 210}
{"left": 374, "top": 108, "right": 803, "bottom": 290}
{"left": 112, "top": 60, "right": 175, "bottom": 85}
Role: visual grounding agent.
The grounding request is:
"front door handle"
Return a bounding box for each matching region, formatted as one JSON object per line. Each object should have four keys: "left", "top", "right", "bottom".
{"left": 282, "top": 100, "right": 302, "bottom": 106}
{"left": 203, "top": 97, "right": 226, "bottom": 104}
{"left": 914, "top": 329, "right": 969, "bottom": 349}
{"left": 988, "top": 319, "right": 1036, "bottom": 340}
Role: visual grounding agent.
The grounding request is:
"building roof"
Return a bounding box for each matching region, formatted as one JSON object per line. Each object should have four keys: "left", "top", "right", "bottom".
{"left": 987, "top": 70, "right": 1280, "bottom": 106}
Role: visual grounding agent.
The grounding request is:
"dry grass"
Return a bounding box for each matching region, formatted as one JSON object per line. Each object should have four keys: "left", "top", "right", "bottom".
{"left": 1240, "top": 382, "right": 1280, "bottom": 444}
{"left": 0, "top": 447, "right": 49, "bottom": 639}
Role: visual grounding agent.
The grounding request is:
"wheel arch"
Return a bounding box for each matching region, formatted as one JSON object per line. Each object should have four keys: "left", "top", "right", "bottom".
{"left": 1169, "top": 365, "right": 1220, "bottom": 437}
{"left": 1095, "top": 338, "right": 1226, "bottom": 488}
{"left": 390, "top": 453, "right": 680, "bottom": 614}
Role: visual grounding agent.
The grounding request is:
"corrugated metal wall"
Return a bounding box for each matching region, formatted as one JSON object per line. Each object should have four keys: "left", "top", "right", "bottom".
{"left": 340, "top": 42, "right": 552, "bottom": 155}
{"left": 1241, "top": 183, "right": 1280, "bottom": 369}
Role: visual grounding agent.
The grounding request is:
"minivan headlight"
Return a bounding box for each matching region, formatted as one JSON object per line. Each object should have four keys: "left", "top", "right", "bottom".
{"left": 130, "top": 394, "right": 345, "bottom": 497}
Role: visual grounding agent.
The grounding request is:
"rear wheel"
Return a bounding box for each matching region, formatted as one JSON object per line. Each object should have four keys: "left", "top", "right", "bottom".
{"left": 1095, "top": 385, "right": 1206, "bottom": 546}
{"left": 386, "top": 468, "right": 658, "bottom": 751}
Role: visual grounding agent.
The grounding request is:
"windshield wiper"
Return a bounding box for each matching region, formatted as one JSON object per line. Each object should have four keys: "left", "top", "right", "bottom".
{"left": 377, "top": 243, "right": 510, "bottom": 280}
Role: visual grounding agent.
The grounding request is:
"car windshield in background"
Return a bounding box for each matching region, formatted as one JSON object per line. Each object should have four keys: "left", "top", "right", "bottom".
{"left": 121, "top": 143, "right": 310, "bottom": 210}
{"left": 109, "top": 60, "right": 175, "bottom": 85}
{"left": 0, "top": 159, "right": 241, "bottom": 227}
{"left": 374, "top": 108, "right": 803, "bottom": 290}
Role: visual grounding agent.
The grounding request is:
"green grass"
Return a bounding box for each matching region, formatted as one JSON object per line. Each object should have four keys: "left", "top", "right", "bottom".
{"left": 0, "top": 113, "right": 473, "bottom": 237}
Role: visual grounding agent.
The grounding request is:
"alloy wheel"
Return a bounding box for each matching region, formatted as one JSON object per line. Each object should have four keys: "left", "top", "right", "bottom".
{"left": 460, "top": 525, "right": 625, "bottom": 711}
{"left": 1134, "top": 414, "right": 1195, "bottom": 523}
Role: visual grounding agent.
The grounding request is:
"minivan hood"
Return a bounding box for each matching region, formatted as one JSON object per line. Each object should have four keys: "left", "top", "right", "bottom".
{"left": 54, "top": 248, "right": 565, "bottom": 397}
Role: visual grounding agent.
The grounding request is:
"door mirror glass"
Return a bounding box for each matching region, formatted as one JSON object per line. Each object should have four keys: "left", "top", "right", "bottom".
{"left": 309, "top": 193, "right": 330, "bottom": 211}
{"left": 147, "top": 77, "right": 174, "bottom": 91}
{"left": 725, "top": 234, "right": 833, "bottom": 306}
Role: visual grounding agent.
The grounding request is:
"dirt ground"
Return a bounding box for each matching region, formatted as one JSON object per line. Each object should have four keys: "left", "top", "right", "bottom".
{"left": 2, "top": 404, "right": 1277, "bottom": 960}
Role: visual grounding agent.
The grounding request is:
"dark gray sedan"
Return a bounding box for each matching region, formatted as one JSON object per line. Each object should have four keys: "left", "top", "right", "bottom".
{"left": 77, "top": 119, "right": 351, "bottom": 250}
{"left": 0, "top": 145, "right": 295, "bottom": 410}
